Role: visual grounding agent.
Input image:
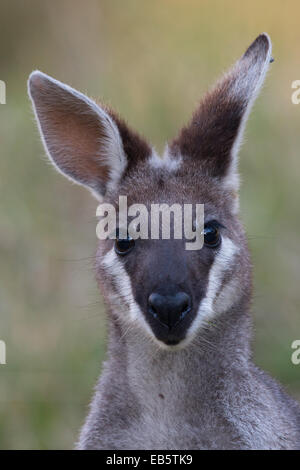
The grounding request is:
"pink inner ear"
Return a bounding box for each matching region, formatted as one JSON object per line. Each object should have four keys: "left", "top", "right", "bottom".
{"left": 30, "top": 74, "right": 111, "bottom": 188}
{"left": 29, "top": 71, "right": 152, "bottom": 196}
{"left": 44, "top": 106, "right": 110, "bottom": 184}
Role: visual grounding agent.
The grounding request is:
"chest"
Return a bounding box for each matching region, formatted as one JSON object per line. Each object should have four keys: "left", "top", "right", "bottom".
{"left": 114, "top": 405, "right": 242, "bottom": 450}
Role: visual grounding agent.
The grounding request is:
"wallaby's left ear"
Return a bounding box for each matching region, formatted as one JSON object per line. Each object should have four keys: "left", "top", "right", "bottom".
{"left": 28, "top": 71, "right": 151, "bottom": 200}
{"left": 170, "top": 33, "right": 272, "bottom": 190}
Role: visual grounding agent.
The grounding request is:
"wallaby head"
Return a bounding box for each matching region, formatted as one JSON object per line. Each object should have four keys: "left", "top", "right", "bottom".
{"left": 28, "top": 34, "right": 272, "bottom": 350}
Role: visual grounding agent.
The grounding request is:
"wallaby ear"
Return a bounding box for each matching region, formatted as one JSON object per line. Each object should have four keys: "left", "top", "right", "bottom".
{"left": 170, "top": 33, "right": 272, "bottom": 190}
{"left": 28, "top": 71, "right": 150, "bottom": 200}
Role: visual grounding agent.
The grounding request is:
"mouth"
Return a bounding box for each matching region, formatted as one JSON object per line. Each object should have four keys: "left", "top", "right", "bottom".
{"left": 146, "top": 309, "right": 195, "bottom": 348}
{"left": 151, "top": 331, "right": 192, "bottom": 351}
{"left": 156, "top": 333, "right": 184, "bottom": 347}
{"left": 165, "top": 338, "right": 181, "bottom": 346}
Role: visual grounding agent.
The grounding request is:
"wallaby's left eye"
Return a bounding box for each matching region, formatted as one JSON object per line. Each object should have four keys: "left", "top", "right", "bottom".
{"left": 203, "top": 222, "right": 221, "bottom": 248}
{"left": 115, "top": 231, "right": 135, "bottom": 256}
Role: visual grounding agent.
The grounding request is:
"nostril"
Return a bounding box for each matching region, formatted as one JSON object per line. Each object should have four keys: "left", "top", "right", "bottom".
{"left": 182, "top": 297, "right": 190, "bottom": 312}
{"left": 148, "top": 293, "right": 161, "bottom": 319}
{"left": 148, "top": 292, "right": 192, "bottom": 329}
{"left": 177, "top": 292, "right": 191, "bottom": 320}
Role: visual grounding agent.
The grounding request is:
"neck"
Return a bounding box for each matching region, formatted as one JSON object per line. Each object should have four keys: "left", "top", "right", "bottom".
{"left": 105, "top": 300, "right": 253, "bottom": 401}
{"left": 82, "top": 300, "right": 255, "bottom": 449}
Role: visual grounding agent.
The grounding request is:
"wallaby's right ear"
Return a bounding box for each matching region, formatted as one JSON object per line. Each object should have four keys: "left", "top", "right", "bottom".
{"left": 28, "top": 71, "right": 150, "bottom": 200}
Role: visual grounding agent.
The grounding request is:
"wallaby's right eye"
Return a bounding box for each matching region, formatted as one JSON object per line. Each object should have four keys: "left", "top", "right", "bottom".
{"left": 115, "top": 231, "right": 135, "bottom": 256}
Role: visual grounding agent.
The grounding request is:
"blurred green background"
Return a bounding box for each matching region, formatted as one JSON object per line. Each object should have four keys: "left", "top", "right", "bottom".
{"left": 0, "top": 0, "right": 299, "bottom": 449}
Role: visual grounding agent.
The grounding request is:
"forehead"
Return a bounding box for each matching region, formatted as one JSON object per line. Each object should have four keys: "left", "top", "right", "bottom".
{"left": 110, "top": 161, "right": 233, "bottom": 220}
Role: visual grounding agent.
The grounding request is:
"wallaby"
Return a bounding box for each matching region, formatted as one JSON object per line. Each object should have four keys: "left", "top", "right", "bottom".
{"left": 28, "top": 33, "right": 300, "bottom": 450}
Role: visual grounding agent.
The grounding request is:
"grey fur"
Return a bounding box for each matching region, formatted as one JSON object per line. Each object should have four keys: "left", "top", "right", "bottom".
{"left": 28, "top": 33, "right": 300, "bottom": 450}
{"left": 78, "top": 309, "right": 300, "bottom": 449}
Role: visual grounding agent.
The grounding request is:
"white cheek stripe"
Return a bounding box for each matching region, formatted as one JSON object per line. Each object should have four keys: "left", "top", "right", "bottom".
{"left": 188, "top": 237, "right": 238, "bottom": 338}
{"left": 101, "top": 249, "right": 154, "bottom": 336}
{"left": 102, "top": 249, "right": 139, "bottom": 321}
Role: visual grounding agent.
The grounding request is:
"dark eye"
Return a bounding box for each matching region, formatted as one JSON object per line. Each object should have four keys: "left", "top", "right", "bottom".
{"left": 203, "top": 222, "right": 221, "bottom": 248}
{"left": 115, "top": 231, "right": 135, "bottom": 256}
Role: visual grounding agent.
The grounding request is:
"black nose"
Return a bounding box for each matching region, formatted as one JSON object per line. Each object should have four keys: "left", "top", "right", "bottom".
{"left": 148, "top": 292, "right": 191, "bottom": 330}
